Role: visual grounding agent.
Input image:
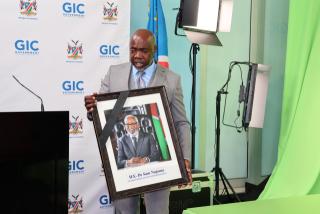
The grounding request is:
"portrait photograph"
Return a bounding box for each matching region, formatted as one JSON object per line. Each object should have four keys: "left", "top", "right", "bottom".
{"left": 92, "top": 86, "right": 187, "bottom": 199}
{"left": 104, "top": 103, "right": 172, "bottom": 170}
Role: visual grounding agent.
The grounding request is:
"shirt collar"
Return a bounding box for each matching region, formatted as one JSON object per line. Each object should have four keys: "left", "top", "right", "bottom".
{"left": 132, "top": 61, "right": 156, "bottom": 87}
{"left": 132, "top": 61, "right": 156, "bottom": 76}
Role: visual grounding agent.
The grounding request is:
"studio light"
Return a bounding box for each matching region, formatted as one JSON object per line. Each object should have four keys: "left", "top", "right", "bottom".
{"left": 175, "top": 0, "right": 241, "bottom": 203}
{"left": 174, "top": 0, "right": 234, "bottom": 168}
{"left": 181, "top": 0, "right": 233, "bottom": 45}
{"left": 242, "top": 63, "right": 271, "bottom": 129}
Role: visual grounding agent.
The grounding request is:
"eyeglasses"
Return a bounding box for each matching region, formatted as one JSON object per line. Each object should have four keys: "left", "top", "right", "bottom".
{"left": 125, "top": 122, "right": 138, "bottom": 126}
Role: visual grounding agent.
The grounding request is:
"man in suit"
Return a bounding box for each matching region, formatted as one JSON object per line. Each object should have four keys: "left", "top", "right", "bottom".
{"left": 117, "top": 114, "right": 160, "bottom": 169}
{"left": 85, "top": 29, "right": 192, "bottom": 214}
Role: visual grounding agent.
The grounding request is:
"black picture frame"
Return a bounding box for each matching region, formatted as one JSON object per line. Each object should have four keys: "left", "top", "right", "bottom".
{"left": 92, "top": 86, "right": 188, "bottom": 200}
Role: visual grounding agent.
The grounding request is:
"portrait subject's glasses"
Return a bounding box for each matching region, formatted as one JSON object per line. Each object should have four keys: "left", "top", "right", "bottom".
{"left": 125, "top": 122, "right": 138, "bottom": 126}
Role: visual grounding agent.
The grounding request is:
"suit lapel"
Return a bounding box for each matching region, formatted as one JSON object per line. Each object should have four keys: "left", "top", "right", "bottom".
{"left": 115, "top": 63, "right": 131, "bottom": 91}
{"left": 149, "top": 64, "right": 167, "bottom": 87}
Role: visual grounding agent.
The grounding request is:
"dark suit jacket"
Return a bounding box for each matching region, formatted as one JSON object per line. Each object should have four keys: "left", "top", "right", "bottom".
{"left": 117, "top": 131, "right": 160, "bottom": 168}
{"left": 99, "top": 62, "right": 191, "bottom": 161}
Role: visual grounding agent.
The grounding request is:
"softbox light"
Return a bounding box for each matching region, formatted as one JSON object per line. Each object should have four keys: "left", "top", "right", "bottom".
{"left": 242, "top": 64, "right": 271, "bottom": 129}
{"left": 181, "top": 0, "right": 233, "bottom": 45}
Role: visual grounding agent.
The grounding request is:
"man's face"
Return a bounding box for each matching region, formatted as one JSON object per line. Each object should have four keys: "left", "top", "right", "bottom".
{"left": 130, "top": 35, "right": 155, "bottom": 70}
{"left": 125, "top": 117, "right": 139, "bottom": 135}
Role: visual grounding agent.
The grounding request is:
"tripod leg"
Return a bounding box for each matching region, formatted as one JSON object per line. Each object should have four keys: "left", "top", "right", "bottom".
{"left": 211, "top": 170, "right": 221, "bottom": 204}
{"left": 220, "top": 171, "right": 241, "bottom": 202}
{"left": 211, "top": 167, "right": 221, "bottom": 199}
{"left": 218, "top": 170, "right": 233, "bottom": 201}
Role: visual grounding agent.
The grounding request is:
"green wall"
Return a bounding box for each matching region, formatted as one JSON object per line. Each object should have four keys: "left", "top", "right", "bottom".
{"left": 130, "top": 0, "right": 289, "bottom": 178}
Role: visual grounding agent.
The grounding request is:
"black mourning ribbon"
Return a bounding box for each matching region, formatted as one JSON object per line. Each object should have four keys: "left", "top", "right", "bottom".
{"left": 98, "top": 90, "right": 130, "bottom": 147}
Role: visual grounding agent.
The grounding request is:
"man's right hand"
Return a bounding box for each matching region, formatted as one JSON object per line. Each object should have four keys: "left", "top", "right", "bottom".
{"left": 84, "top": 93, "right": 98, "bottom": 113}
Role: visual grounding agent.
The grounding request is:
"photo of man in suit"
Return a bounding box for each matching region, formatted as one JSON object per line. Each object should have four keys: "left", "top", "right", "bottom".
{"left": 85, "top": 28, "right": 192, "bottom": 214}
{"left": 117, "top": 114, "right": 160, "bottom": 169}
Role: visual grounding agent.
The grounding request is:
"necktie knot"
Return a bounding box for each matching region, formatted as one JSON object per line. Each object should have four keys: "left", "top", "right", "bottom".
{"left": 136, "top": 71, "right": 146, "bottom": 89}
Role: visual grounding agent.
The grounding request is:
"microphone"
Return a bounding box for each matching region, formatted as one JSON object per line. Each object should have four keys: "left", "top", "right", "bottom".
{"left": 12, "top": 75, "right": 45, "bottom": 112}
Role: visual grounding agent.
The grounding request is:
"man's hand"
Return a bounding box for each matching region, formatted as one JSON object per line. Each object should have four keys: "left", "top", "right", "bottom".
{"left": 178, "top": 159, "right": 192, "bottom": 188}
{"left": 84, "top": 93, "right": 97, "bottom": 113}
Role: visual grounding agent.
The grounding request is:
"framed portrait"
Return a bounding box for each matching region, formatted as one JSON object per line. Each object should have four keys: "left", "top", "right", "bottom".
{"left": 92, "top": 86, "right": 188, "bottom": 200}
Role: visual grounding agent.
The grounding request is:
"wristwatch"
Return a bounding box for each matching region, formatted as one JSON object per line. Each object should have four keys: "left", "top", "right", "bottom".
{"left": 144, "top": 157, "right": 150, "bottom": 163}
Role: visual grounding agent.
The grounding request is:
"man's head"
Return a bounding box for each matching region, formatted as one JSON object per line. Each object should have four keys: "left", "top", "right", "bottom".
{"left": 124, "top": 115, "right": 140, "bottom": 135}
{"left": 130, "top": 29, "right": 156, "bottom": 71}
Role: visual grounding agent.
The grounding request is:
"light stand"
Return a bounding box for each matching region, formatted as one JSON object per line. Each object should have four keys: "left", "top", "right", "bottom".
{"left": 212, "top": 89, "right": 241, "bottom": 202}
{"left": 210, "top": 61, "right": 247, "bottom": 202}
{"left": 176, "top": 0, "right": 233, "bottom": 170}
{"left": 190, "top": 43, "right": 200, "bottom": 167}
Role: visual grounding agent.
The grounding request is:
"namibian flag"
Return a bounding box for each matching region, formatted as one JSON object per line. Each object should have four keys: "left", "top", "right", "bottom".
{"left": 150, "top": 103, "right": 170, "bottom": 160}
{"left": 147, "top": 0, "right": 169, "bottom": 68}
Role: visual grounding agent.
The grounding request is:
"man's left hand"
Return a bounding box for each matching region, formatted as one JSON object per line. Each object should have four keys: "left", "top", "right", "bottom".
{"left": 178, "top": 159, "right": 192, "bottom": 188}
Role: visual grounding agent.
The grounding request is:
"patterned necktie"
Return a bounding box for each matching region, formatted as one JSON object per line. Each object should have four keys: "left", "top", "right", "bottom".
{"left": 132, "top": 136, "right": 137, "bottom": 149}
{"left": 136, "top": 71, "right": 146, "bottom": 89}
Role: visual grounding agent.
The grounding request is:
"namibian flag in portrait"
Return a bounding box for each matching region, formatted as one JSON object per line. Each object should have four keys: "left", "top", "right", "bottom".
{"left": 149, "top": 103, "right": 170, "bottom": 160}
